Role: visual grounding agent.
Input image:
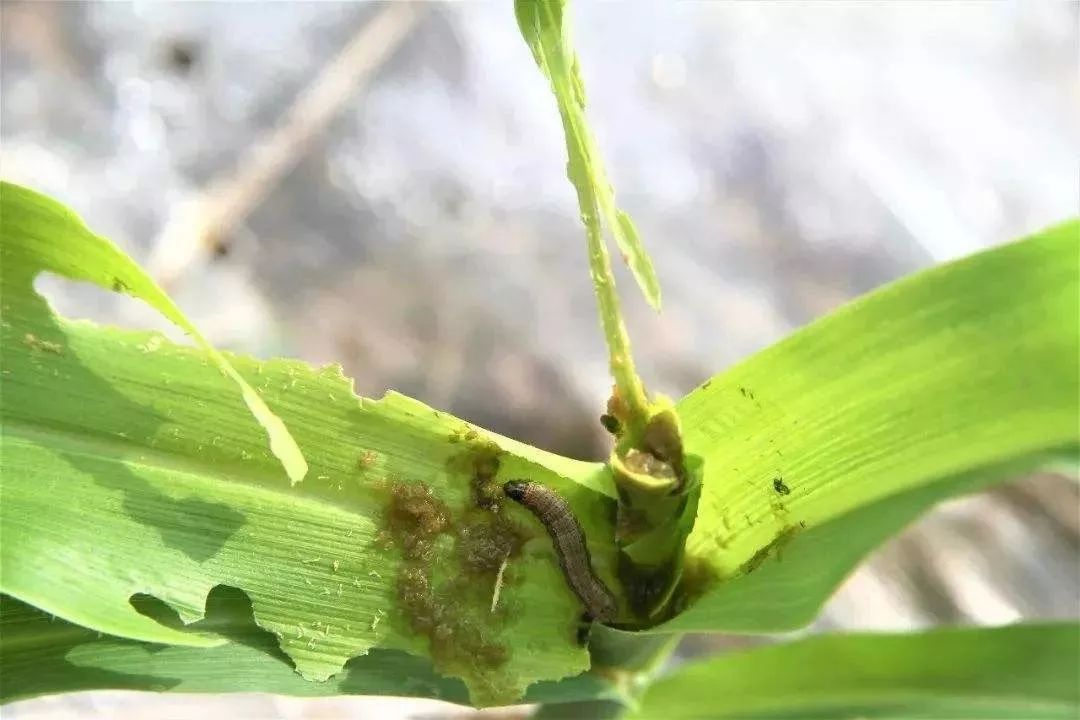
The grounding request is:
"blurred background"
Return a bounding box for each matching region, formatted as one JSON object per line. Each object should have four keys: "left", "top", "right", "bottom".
{"left": 2, "top": 1, "right": 1077, "bottom": 718}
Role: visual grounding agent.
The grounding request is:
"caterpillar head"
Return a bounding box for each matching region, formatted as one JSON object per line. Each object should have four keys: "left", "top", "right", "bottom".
{"left": 503, "top": 480, "right": 528, "bottom": 501}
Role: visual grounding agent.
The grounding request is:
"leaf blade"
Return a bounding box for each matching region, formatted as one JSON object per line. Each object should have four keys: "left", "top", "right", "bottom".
{"left": 670, "top": 221, "right": 1079, "bottom": 630}
{"left": 0, "top": 181, "right": 307, "bottom": 483}
{"left": 629, "top": 623, "right": 1080, "bottom": 719}
{"left": 0, "top": 186, "right": 620, "bottom": 706}
{"left": 0, "top": 591, "right": 621, "bottom": 708}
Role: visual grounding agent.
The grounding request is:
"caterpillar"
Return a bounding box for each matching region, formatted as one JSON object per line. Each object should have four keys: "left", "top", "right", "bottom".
{"left": 503, "top": 480, "right": 617, "bottom": 622}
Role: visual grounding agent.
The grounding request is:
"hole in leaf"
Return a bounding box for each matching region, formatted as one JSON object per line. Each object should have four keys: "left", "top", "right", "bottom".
{"left": 130, "top": 586, "right": 293, "bottom": 664}
{"left": 34, "top": 271, "right": 190, "bottom": 344}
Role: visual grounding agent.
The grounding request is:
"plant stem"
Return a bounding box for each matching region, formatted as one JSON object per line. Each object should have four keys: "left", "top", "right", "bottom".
{"left": 551, "top": 70, "right": 650, "bottom": 435}
{"left": 532, "top": 628, "right": 683, "bottom": 719}
{"left": 583, "top": 206, "right": 651, "bottom": 433}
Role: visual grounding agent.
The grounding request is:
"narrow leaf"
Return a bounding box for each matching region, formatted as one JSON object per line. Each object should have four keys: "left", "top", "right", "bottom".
{"left": 0, "top": 591, "right": 622, "bottom": 707}
{"left": 514, "top": 0, "right": 661, "bottom": 309}
{"left": 629, "top": 623, "right": 1080, "bottom": 719}
{"left": 654, "top": 455, "right": 1062, "bottom": 633}
{"left": 669, "top": 222, "right": 1079, "bottom": 631}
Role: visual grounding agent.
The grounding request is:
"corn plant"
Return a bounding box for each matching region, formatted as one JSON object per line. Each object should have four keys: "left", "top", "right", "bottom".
{"left": 2, "top": 2, "right": 1076, "bottom": 717}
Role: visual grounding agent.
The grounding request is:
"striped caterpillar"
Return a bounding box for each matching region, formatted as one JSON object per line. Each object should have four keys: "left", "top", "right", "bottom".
{"left": 503, "top": 480, "right": 617, "bottom": 623}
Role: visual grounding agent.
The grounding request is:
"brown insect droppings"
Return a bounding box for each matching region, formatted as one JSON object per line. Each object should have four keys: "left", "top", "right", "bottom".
{"left": 383, "top": 483, "right": 450, "bottom": 562}
{"left": 457, "top": 513, "right": 527, "bottom": 576}
{"left": 393, "top": 558, "right": 509, "bottom": 679}
{"left": 357, "top": 450, "right": 379, "bottom": 470}
{"left": 396, "top": 565, "right": 436, "bottom": 631}
{"left": 740, "top": 524, "right": 805, "bottom": 575}
{"left": 448, "top": 437, "right": 505, "bottom": 512}
{"left": 381, "top": 478, "right": 518, "bottom": 698}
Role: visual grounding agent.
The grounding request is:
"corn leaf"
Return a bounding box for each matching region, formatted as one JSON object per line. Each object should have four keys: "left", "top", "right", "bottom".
{"left": 2, "top": 182, "right": 1076, "bottom": 708}
{"left": 630, "top": 623, "right": 1080, "bottom": 719}
{"left": 0, "top": 181, "right": 306, "bottom": 484}
{"left": 664, "top": 221, "right": 1078, "bottom": 631}
{"left": 0, "top": 182, "right": 618, "bottom": 706}
{"left": 0, "top": 591, "right": 622, "bottom": 707}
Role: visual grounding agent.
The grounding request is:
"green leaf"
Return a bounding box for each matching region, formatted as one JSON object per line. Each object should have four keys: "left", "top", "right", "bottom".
{"left": 0, "top": 181, "right": 307, "bottom": 484}
{"left": 514, "top": 0, "right": 662, "bottom": 310}
{"left": 654, "top": 455, "right": 1060, "bottom": 633}
{"left": 0, "top": 591, "right": 623, "bottom": 707}
{"left": 628, "top": 623, "right": 1080, "bottom": 719}
{"left": 5, "top": 183, "right": 1077, "bottom": 706}
{"left": 666, "top": 221, "right": 1079, "bottom": 631}
{"left": 0, "top": 183, "right": 620, "bottom": 706}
